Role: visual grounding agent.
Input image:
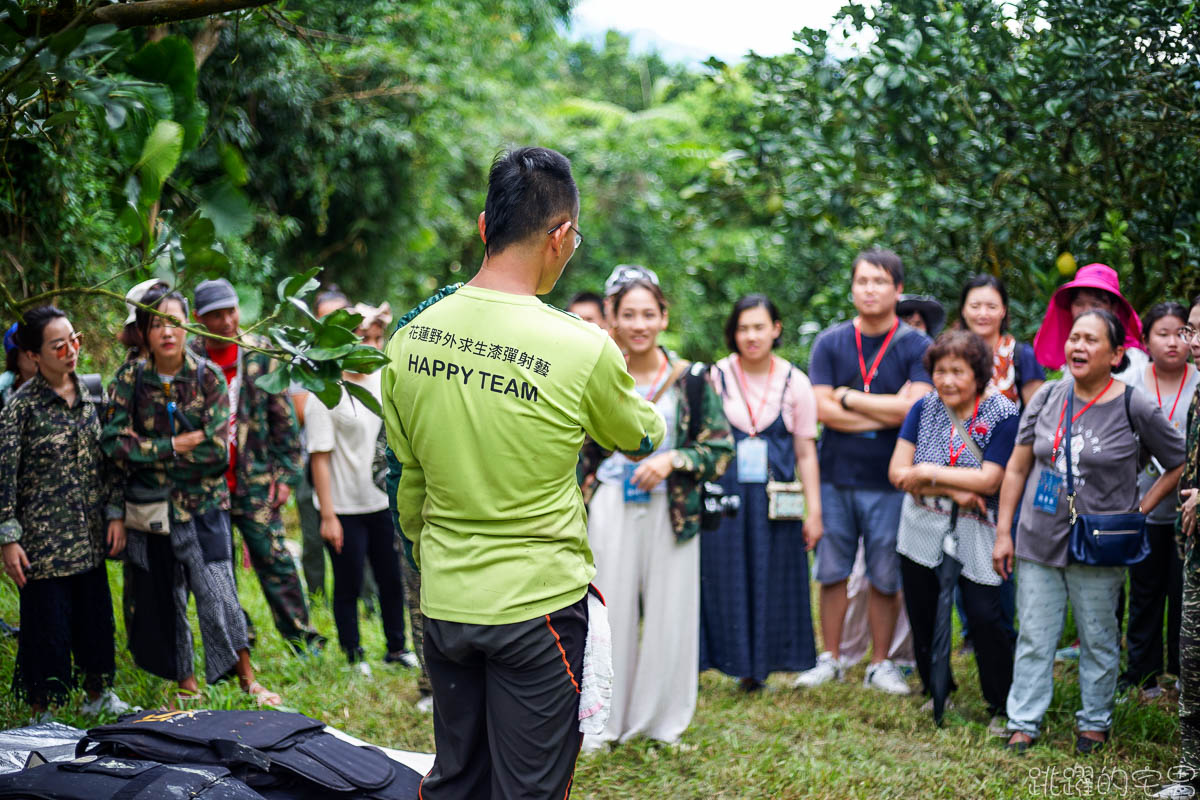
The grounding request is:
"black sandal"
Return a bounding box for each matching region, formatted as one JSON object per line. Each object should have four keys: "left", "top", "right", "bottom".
{"left": 1004, "top": 732, "right": 1033, "bottom": 754}
{"left": 1075, "top": 732, "right": 1107, "bottom": 755}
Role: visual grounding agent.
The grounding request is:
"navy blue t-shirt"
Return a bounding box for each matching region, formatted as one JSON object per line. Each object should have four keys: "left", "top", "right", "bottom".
{"left": 808, "top": 320, "right": 932, "bottom": 488}
{"left": 1014, "top": 342, "right": 1045, "bottom": 402}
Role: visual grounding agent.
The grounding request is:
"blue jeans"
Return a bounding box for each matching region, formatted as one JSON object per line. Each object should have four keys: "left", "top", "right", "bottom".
{"left": 1006, "top": 558, "right": 1125, "bottom": 737}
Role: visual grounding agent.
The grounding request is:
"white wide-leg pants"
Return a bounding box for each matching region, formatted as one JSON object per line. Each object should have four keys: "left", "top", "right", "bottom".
{"left": 585, "top": 482, "right": 699, "bottom": 745}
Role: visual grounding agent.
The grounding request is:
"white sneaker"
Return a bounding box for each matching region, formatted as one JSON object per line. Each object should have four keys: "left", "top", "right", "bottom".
{"left": 82, "top": 690, "right": 134, "bottom": 716}
{"left": 792, "top": 652, "right": 843, "bottom": 688}
{"left": 864, "top": 659, "right": 911, "bottom": 695}
{"left": 415, "top": 694, "right": 434, "bottom": 714}
{"left": 1153, "top": 784, "right": 1196, "bottom": 798}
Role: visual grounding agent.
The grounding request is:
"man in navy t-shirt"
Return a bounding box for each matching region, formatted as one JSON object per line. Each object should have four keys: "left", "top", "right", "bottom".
{"left": 794, "top": 249, "right": 932, "bottom": 695}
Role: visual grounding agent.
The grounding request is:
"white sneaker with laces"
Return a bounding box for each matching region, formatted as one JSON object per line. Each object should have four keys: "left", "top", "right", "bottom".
{"left": 82, "top": 690, "right": 134, "bottom": 716}
{"left": 792, "top": 652, "right": 843, "bottom": 688}
{"left": 1152, "top": 784, "right": 1195, "bottom": 798}
{"left": 864, "top": 659, "right": 911, "bottom": 695}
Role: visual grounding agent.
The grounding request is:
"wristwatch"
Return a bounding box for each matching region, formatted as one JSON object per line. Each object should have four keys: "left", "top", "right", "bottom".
{"left": 671, "top": 450, "right": 688, "bottom": 470}
{"left": 840, "top": 390, "right": 852, "bottom": 411}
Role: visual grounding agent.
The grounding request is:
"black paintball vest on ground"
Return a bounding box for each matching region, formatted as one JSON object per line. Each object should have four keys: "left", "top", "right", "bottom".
{"left": 0, "top": 755, "right": 265, "bottom": 800}
{"left": 76, "top": 710, "right": 421, "bottom": 800}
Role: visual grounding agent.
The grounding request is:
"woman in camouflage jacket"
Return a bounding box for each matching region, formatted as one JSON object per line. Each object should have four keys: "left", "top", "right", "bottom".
{"left": 102, "top": 286, "right": 280, "bottom": 707}
{"left": 0, "top": 306, "right": 129, "bottom": 716}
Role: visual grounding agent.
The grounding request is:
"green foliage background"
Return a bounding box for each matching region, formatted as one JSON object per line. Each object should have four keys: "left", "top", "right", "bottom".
{"left": 2, "top": 0, "right": 1199, "bottom": 377}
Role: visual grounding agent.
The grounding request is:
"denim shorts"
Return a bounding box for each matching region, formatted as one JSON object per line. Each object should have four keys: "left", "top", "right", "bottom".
{"left": 814, "top": 484, "right": 904, "bottom": 594}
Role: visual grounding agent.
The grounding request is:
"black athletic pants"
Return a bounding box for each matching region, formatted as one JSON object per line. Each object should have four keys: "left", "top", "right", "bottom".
{"left": 421, "top": 595, "right": 587, "bottom": 800}
{"left": 1123, "top": 522, "right": 1183, "bottom": 687}
{"left": 14, "top": 565, "right": 115, "bottom": 707}
{"left": 900, "top": 555, "right": 1014, "bottom": 715}
{"left": 327, "top": 509, "right": 407, "bottom": 658}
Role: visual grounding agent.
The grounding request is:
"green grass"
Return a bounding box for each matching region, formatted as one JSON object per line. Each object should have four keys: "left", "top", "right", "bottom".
{"left": 0, "top": 525, "right": 1182, "bottom": 799}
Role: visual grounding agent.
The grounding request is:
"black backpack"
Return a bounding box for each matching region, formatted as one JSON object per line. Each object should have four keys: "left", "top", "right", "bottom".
{"left": 0, "top": 755, "right": 265, "bottom": 800}
{"left": 77, "top": 709, "right": 420, "bottom": 800}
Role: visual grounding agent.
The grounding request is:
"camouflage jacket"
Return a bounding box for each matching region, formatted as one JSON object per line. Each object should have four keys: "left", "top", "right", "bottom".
{"left": 578, "top": 349, "right": 734, "bottom": 543}
{"left": 1180, "top": 390, "right": 1200, "bottom": 572}
{"left": 101, "top": 351, "right": 231, "bottom": 524}
{"left": 0, "top": 372, "right": 121, "bottom": 579}
{"left": 189, "top": 334, "right": 303, "bottom": 509}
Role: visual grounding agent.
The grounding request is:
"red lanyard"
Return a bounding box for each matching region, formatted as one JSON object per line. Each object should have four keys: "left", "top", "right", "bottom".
{"left": 637, "top": 353, "right": 669, "bottom": 400}
{"left": 1154, "top": 364, "right": 1189, "bottom": 421}
{"left": 947, "top": 395, "right": 981, "bottom": 466}
{"left": 854, "top": 317, "right": 900, "bottom": 393}
{"left": 1052, "top": 377, "right": 1114, "bottom": 457}
{"left": 732, "top": 355, "right": 776, "bottom": 436}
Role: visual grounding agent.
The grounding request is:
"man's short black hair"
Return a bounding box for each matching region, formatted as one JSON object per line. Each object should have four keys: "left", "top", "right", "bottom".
{"left": 851, "top": 248, "right": 904, "bottom": 287}
{"left": 568, "top": 291, "right": 604, "bottom": 312}
{"left": 483, "top": 147, "right": 579, "bottom": 257}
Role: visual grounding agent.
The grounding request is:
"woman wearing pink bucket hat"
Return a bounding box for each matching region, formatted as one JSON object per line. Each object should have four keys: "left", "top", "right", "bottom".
{"left": 1032, "top": 264, "right": 1147, "bottom": 377}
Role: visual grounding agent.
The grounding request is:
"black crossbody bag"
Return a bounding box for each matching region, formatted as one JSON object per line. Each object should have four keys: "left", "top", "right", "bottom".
{"left": 1064, "top": 385, "right": 1150, "bottom": 566}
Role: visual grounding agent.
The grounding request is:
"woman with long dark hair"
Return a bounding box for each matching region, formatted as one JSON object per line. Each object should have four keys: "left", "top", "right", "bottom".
{"left": 103, "top": 286, "right": 279, "bottom": 707}
{"left": 0, "top": 306, "right": 130, "bottom": 718}
{"left": 699, "top": 294, "right": 822, "bottom": 692}
{"left": 1121, "top": 302, "right": 1198, "bottom": 696}
{"left": 957, "top": 275, "right": 1044, "bottom": 408}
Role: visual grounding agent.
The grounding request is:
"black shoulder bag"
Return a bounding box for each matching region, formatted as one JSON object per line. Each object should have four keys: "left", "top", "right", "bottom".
{"left": 1065, "top": 385, "right": 1150, "bottom": 566}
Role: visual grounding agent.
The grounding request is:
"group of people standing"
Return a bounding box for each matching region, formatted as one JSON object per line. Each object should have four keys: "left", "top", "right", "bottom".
{"left": 0, "top": 278, "right": 426, "bottom": 717}
{"left": 567, "top": 253, "right": 1199, "bottom": 779}
{"left": 4, "top": 142, "right": 1200, "bottom": 800}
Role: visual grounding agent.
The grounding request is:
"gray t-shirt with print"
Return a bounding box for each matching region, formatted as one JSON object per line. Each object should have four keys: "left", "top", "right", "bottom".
{"left": 1015, "top": 379, "right": 1187, "bottom": 568}
{"left": 1127, "top": 365, "right": 1200, "bottom": 525}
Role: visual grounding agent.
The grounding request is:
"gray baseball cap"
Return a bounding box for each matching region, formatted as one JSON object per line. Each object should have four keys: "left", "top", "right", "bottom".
{"left": 194, "top": 278, "right": 239, "bottom": 317}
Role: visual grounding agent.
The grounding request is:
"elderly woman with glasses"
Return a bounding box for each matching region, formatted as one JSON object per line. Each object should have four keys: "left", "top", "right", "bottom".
{"left": 0, "top": 306, "right": 131, "bottom": 718}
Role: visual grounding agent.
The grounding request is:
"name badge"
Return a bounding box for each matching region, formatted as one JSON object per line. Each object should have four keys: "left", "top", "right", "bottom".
{"left": 737, "top": 437, "right": 768, "bottom": 484}
{"left": 623, "top": 463, "right": 650, "bottom": 503}
{"left": 1033, "top": 469, "right": 1063, "bottom": 515}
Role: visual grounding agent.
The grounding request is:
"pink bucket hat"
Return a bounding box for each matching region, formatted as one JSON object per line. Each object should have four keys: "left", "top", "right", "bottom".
{"left": 1032, "top": 263, "right": 1144, "bottom": 369}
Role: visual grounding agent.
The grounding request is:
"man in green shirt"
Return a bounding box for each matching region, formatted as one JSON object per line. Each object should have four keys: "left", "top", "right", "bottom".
{"left": 382, "top": 146, "right": 664, "bottom": 799}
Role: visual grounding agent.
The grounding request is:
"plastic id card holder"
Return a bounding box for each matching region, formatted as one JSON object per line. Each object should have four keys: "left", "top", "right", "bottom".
{"left": 623, "top": 463, "right": 650, "bottom": 503}
{"left": 737, "top": 437, "right": 768, "bottom": 484}
{"left": 1033, "top": 469, "right": 1063, "bottom": 515}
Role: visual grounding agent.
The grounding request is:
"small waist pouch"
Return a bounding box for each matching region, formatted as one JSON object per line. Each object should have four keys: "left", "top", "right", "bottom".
{"left": 125, "top": 484, "right": 171, "bottom": 535}
{"left": 192, "top": 509, "right": 233, "bottom": 564}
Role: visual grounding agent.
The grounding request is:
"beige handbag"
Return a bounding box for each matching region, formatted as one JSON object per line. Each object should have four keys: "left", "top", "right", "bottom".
{"left": 125, "top": 484, "right": 171, "bottom": 534}
{"left": 766, "top": 479, "right": 806, "bottom": 521}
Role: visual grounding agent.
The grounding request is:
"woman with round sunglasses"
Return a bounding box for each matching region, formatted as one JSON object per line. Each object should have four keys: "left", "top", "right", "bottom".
{"left": 103, "top": 285, "right": 280, "bottom": 707}
{"left": 0, "top": 306, "right": 131, "bottom": 719}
